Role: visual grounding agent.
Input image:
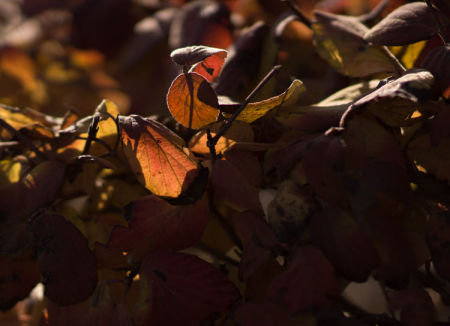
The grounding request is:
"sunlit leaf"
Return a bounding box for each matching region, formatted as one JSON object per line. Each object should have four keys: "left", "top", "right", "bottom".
{"left": 188, "top": 120, "right": 254, "bottom": 155}
{"left": 191, "top": 50, "right": 227, "bottom": 83}
{"left": 390, "top": 41, "right": 427, "bottom": 69}
{"left": 108, "top": 194, "right": 209, "bottom": 260}
{"left": 312, "top": 11, "right": 396, "bottom": 77}
{"left": 166, "top": 72, "right": 220, "bottom": 129}
{"left": 119, "top": 115, "right": 200, "bottom": 198}
{"left": 222, "top": 79, "right": 305, "bottom": 123}
{"left": 139, "top": 250, "right": 240, "bottom": 325}
{"left": 29, "top": 211, "right": 97, "bottom": 306}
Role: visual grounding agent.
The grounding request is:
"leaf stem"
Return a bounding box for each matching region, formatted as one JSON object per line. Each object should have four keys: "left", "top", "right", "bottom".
{"left": 379, "top": 45, "right": 406, "bottom": 76}
{"left": 207, "top": 65, "right": 281, "bottom": 160}
{"left": 0, "top": 118, "right": 49, "bottom": 160}
{"left": 425, "top": 0, "right": 449, "bottom": 45}
{"left": 281, "top": 0, "right": 312, "bottom": 29}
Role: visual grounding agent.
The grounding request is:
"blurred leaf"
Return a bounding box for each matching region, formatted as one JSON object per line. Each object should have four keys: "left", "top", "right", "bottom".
{"left": 390, "top": 41, "right": 427, "bottom": 69}
{"left": 108, "top": 194, "right": 209, "bottom": 261}
{"left": 364, "top": 2, "right": 440, "bottom": 46}
{"left": 421, "top": 45, "right": 450, "bottom": 97}
{"left": 426, "top": 204, "right": 450, "bottom": 281}
{"left": 0, "top": 254, "right": 40, "bottom": 311}
{"left": 188, "top": 120, "right": 254, "bottom": 155}
{"left": 29, "top": 211, "right": 97, "bottom": 306}
{"left": 268, "top": 245, "right": 340, "bottom": 313}
{"left": 167, "top": 72, "right": 220, "bottom": 129}
{"left": 232, "top": 301, "right": 295, "bottom": 326}
{"left": 139, "top": 250, "right": 240, "bottom": 326}
{"left": 119, "top": 115, "right": 200, "bottom": 198}
{"left": 388, "top": 288, "right": 434, "bottom": 326}
{"left": 312, "top": 11, "right": 396, "bottom": 77}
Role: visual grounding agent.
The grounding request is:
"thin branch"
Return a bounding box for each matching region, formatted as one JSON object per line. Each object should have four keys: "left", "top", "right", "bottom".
{"left": 358, "top": 0, "right": 391, "bottom": 24}
{"left": 379, "top": 45, "right": 407, "bottom": 76}
{"left": 82, "top": 115, "right": 100, "bottom": 155}
{"left": 0, "top": 118, "right": 49, "bottom": 160}
{"left": 281, "top": 0, "right": 312, "bottom": 29}
{"left": 425, "top": 0, "right": 449, "bottom": 45}
{"left": 207, "top": 65, "right": 281, "bottom": 159}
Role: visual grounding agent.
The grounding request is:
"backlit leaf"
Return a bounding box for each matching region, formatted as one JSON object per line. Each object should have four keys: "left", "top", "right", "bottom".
{"left": 364, "top": 2, "right": 439, "bottom": 46}
{"left": 222, "top": 79, "right": 305, "bottom": 123}
{"left": 188, "top": 120, "right": 254, "bottom": 155}
{"left": 191, "top": 49, "right": 227, "bottom": 82}
{"left": 139, "top": 250, "right": 240, "bottom": 326}
{"left": 119, "top": 115, "right": 200, "bottom": 197}
{"left": 166, "top": 72, "right": 220, "bottom": 129}
{"left": 108, "top": 194, "right": 209, "bottom": 260}
{"left": 29, "top": 211, "right": 97, "bottom": 306}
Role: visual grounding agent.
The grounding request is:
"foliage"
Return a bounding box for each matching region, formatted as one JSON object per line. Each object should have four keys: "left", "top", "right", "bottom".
{"left": 0, "top": 0, "right": 449, "bottom": 325}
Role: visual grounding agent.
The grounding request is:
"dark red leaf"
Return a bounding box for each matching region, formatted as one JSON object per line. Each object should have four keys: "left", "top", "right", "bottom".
{"left": 268, "top": 245, "right": 340, "bottom": 313}
{"left": 108, "top": 194, "right": 209, "bottom": 261}
{"left": 364, "top": 2, "right": 440, "bottom": 45}
{"left": 0, "top": 254, "right": 40, "bottom": 311}
{"left": 139, "top": 250, "right": 240, "bottom": 326}
{"left": 388, "top": 288, "right": 434, "bottom": 326}
{"left": 29, "top": 211, "right": 97, "bottom": 306}
{"left": 232, "top": 301, "right": 293, "bottom": 326}
{"left": 426, "top": 204, "right": 450, "bottom": 281}
{"left": 310, "top": 206, "right": 380, "bottom": 282}
{"left": 421, "top": 45, "right": 450, "bottom": 97}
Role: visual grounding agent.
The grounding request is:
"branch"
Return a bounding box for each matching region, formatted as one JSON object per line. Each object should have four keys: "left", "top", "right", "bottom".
{"left": 207, "top": 65, "right": 281, "bottom": 160}
{"left": 358, "top": 0, "right": 391, "bottom": 24}
{"left": 281, "top": 0, "right": 312, "bottom": 29}
{"left": 82, "top": 115, "right": 100, "bottom": 155}
{"left": 0, "top": 118, "right": 49, "bottom": 160}
{"left": 425, "top": 0, "right": 449, "bottom": 45}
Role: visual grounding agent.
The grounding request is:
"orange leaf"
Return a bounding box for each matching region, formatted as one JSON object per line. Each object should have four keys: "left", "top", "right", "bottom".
{"left": 191, "top": 50, "right": 227, "bottom": 82}
{"left": 166, "top": 72, "right": 220, "bottom": 129}
{"left": 119, "top": 115, "right": 199, "bottom": 198}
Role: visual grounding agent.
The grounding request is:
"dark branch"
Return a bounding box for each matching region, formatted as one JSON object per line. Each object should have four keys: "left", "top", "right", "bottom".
{"left": 281, "top": 0, "right": 312, "bottom": 29}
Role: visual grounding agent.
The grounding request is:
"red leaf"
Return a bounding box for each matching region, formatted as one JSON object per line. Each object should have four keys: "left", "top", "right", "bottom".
{"left": 268, "top": 245, "right": 340, "bottom": 313}
{"left": 310, "top": 206, "right": 380, "bottom": 282}
{"left": 0, "top": 254, "right": 40, "bottom": 311}
{"left": 192, "top": 50, "right": 227, "bottom": 82}
{"left": 29, "top": 211, "right": 97, "bottom": 306}
{"left": 119, "top": 115, "right": 200, "bottom": 197}
{"left": 108, "top": 194, "right": 209, "bottom": 260}
{"left": 139, "top": 250, "right": 240, "bottom": 326}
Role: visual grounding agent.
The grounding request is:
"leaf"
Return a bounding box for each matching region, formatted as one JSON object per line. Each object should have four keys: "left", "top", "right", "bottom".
{"left": 0, "top": 254, "right": 40, "bottom": 311}
{"left": 388, "top": 289, "right": 434, "bottom": 326}
{"left": 222, "top": 79, "right": 305, "bottom": 123}
{"left": 108, "top": 194, "right": 209, "bottom": 260}
{"left": 29, "top": 211, "right": 97, "bottom": 306}
{"left": 171, "top": 45, "right": 227, "bottom": 67}
{"left": 364, "top": 2, "right": 439, "bottom": 46}
{"left": 232, "top": 301, "right": 294, "bottom": 326}
{"left": 236, "top": 211, "right": 278, "bottom": 280}
{"left": 191, "top": 49, "right": 228, "bottom": 83}
{"left": 166, "top": 72, "right": 220, "bottom": 129}
{"left": 139, "top": 250, "right": 240, "bottom": 326}
{"left": 390, "top": 41, "right": 427, "bottom": 69}
{"left": 188, "top": 120, "right": 254, "bottom": 155}
{"left": 268, "top": 245, "right": 340, "bottom": 313}
{"left": 119, "top": 115, "right": 200, "bottom": 197}
{"left": 309, "top": 206, "right": 380, "bottom": 282}
{"left": 312, "top": 11, "right": 396, "bottom": 77}
{"left": 421, "top": 45, "right": 450, "bottom": 97}
{"left": 426, "top": 204, "right": 450, "bottom": 281}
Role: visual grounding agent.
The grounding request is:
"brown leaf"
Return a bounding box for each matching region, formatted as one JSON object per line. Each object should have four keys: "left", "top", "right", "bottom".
{"left": 364, "top": 2, "right": 440, "bottom": 46}
{"left": 166, "top": 72, "right": 220, "bottom": 129}
{"left": 139, "top": 250, "right": 240, "bottom": 326}
{"left": 268, "top": 245, "right": 340, "bottom": 313}
{"left": 29, "top": 211, "right": 97, "bottom": 306}
{"left": 119, "top": 115, "right": 200, "bottom": 198}
{"left": 108, "top": 194, "right": 209, "bottom": 260}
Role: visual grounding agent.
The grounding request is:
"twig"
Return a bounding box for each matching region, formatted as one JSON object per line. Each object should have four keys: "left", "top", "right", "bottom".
{"left": 0, "top": 118, "right": 49, "bottom": 160}
{"left": 425, "top": 0, "right": 449, "bottom": 45}
{"left": 358, "top": 0, "right": 391, "bottom": 24}
{"left": 379, "top": 45, "right": 407, "bottom": 76}
{"left": 281, "top": 0, "right": 312, "bottom": 29}
{"left": 82, "top": 115, "right": 100, "bottom": 155}
{"left": 207, "top": 65, "right": 281, "bottom": 160}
